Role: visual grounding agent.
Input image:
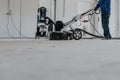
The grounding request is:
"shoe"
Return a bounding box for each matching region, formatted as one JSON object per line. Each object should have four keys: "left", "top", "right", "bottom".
{"left": 102, "top": 36, "right": 112, "bottom": 40}
{"left": 105, "top": 35, "right": 112, "bottom": 39}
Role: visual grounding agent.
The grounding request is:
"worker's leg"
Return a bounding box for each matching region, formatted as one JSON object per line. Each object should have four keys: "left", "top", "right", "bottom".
{"left": 101, "top": 14, "right": 111, "bottom": 39}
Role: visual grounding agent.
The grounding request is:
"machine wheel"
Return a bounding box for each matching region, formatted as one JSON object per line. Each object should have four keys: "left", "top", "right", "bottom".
{"left": 73, "top": 29, "right": 82, "bottom": 40}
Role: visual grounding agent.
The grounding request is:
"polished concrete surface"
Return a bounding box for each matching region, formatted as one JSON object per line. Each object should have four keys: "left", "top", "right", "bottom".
{"left": 0, "top": 39, "right": 120, "bottom": 80}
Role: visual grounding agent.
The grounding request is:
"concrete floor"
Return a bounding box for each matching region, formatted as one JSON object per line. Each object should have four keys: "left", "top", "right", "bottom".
{"left": 0, "top": 39, "right": 120, "bottom": 80}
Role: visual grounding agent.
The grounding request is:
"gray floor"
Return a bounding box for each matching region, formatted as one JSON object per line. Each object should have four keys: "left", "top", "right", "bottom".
{"left": 0, "top": 39, "right": 120, "bottom": 80}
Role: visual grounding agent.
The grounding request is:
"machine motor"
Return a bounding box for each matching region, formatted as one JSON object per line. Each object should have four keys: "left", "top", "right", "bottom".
{"left": 35, "top": 7, "right": 48, "bottom": 38}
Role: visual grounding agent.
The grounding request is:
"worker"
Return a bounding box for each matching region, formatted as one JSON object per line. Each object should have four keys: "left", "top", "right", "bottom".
{"left": 94, "top": 0, "right": 111, "bottom": 39}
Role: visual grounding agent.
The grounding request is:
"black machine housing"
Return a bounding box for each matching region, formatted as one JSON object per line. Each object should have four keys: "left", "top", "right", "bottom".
{"left": 35, "top": 7, "right": 47, "bottom": 38}
{"left": 49, "top": 21, "right": 72, "bottom": 40}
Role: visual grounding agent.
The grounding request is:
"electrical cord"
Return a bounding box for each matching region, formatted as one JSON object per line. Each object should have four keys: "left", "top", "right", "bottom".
{"left": 88, "top": 14, "right": 103, "bottom": 37}
{"left": 5, "top": 15, "right": 16, "bottom": 39}
{"left": 0, "top": 9, "right": 18, "bottom": 38}
{"left": 78, "top": 9, "right": 104, "bottom": 38}
{"left": 0, "top": 10, "right": 13, "bottom": 38}
{"left": 0, "top": 0, "right": 32, "bottom": 39}
{"left": 1, "top": 12, "right": 31, "bottom": 39}
{"left": 77, "top": 28, "right": 104, "bottom": 38}
{"left": 80, "top": 10, "right": 103, "bottom": 37}
{"left": 9, "top": 14, "right": 31, "bottom": 38}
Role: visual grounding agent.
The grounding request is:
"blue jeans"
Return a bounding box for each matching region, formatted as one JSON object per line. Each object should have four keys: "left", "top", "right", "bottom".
{"left": 101, "top": 14, "right": 111, "bottom": 39}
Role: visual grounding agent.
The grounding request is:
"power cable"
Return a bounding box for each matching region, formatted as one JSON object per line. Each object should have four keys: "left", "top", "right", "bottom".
{"left": 80, "top": 10, "right": 103, "bottom": 37}
{"left": 5, "top": 15, "right": 16, "bottom": 39}
{"left": 78, "top": 9, "right": 104, "bottom": 38}
{"left": 2, "top": 0, "right": 32, "bottom": 39}
{"left": 88, "top": 14, "right": 103, "bottom": 37}
{"left": 10, "top": 14, "right": 32, "bottom": 39}
{"left": 77, "top": 28, "right": 104, "bottom": 38}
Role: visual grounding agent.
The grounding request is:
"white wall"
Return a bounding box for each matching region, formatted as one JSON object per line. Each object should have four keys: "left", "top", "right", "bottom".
{"left": 0, "top": 0, "right": 9, "bottom": 37}
{"left": 56, "top": 0, "right": 95, "bottom": 21}
{"left": 56, "top": 0, "right": 78, "bottom": 22}
{"left": 10, "top": 0, "right": 21, "bottom": 37}
{"left": 118, "top": 0, "right": 120, "bottom": 37}
{"left": 0, "top": 0, "right": 38, "bottom": 38}
{"left": 21, "top": 0, "right": 38, "bottom": 37}
{"left": 110, "top": 0, "right": 119, "bottom": 37}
